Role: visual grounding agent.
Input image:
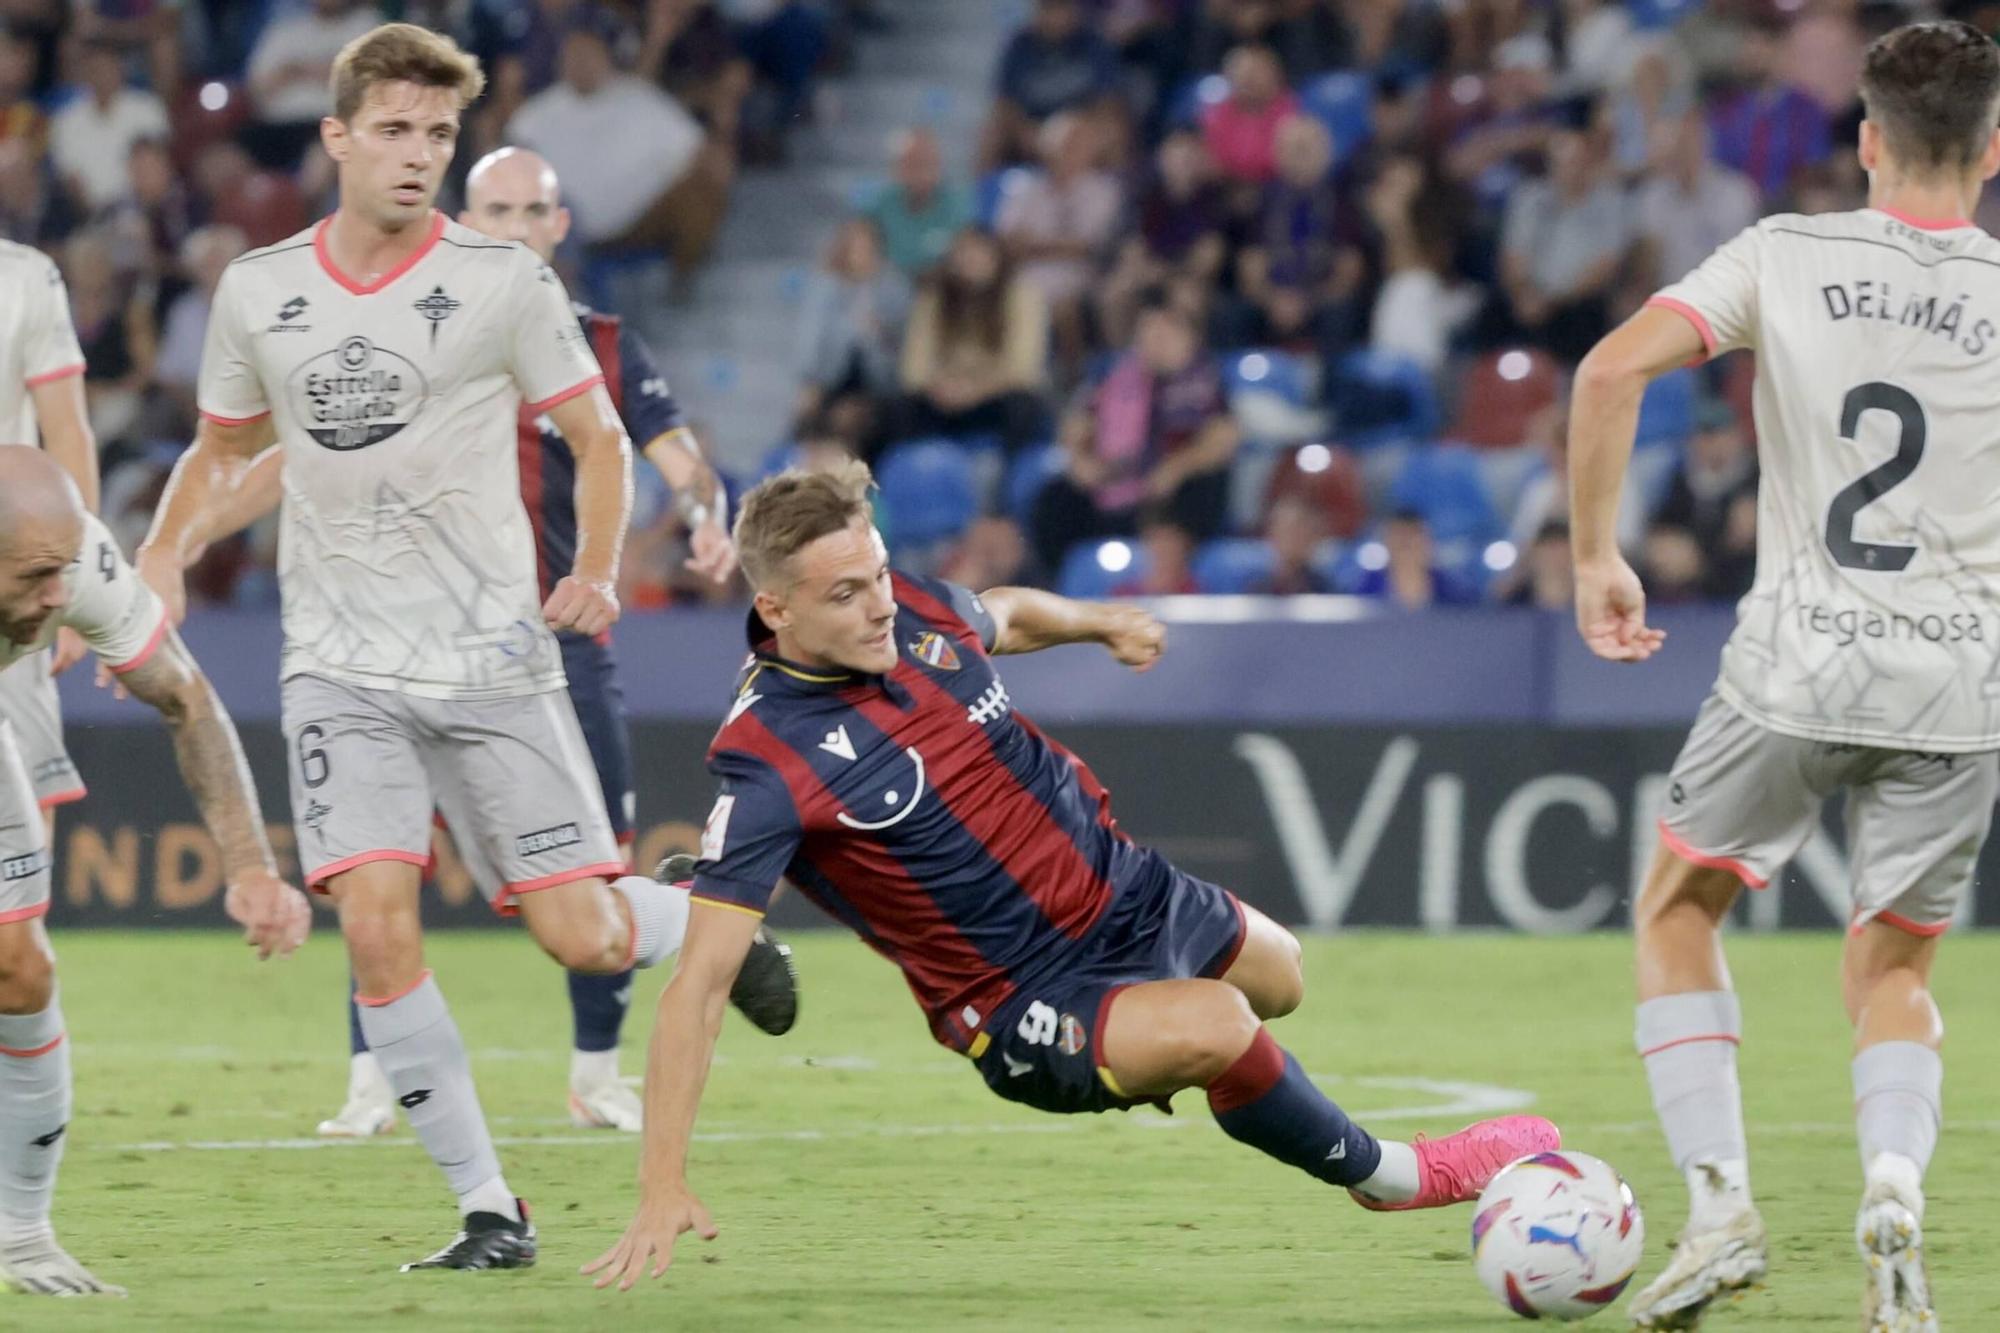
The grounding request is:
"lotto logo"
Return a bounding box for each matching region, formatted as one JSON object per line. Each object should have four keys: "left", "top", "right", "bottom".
{"left": 515, "top": 823, "right": 583, "bottom": 858}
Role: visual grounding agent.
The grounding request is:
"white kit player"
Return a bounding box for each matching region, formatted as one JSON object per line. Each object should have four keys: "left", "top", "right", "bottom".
{"left": 0, "top": 238, "right": 101, "bottom": 852}
{"left": 139, "top": 25, "right": 699, "bottom": 1272}
{"left": 0, "top": 447, "right": 309, "bottom": 1297}
{"left": 1568, "top": 22, "right": 2000, "bottom": 1331}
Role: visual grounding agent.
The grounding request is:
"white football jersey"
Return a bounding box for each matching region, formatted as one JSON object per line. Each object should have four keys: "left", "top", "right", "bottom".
{"left": 0, "top": 512, "right": 166, "bottom": 675}
{"left": 0, "top": 239, "right": 85, "bottom": 445}
{"left": 197, "top": 212, "right": 606, "bottom": 701}
{"left": 1653, "top": 207, "right": 2000, "bottom": 752}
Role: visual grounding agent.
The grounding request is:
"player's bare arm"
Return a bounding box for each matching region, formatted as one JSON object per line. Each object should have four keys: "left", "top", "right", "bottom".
{"left": 980, "top": 586, "right": 1166, "bottom": 670}
{"left": 136, "top": 414, "right": 280, "bottom": 624}
{"left": 115, "top": 630, "right": 309, "bottom": 960}
{"left": 1568, "top": 305, "right": 1706, "bottom": 664}
{"left": 642, "top": 426, "right": 737, "bottom": 584}
{"left": 585, "top": 900, "right": 761, "bottom": 1290}
{"left": 33, "top": 371, "right": 99, "bottom": 673}
{"left": 543, "top": 385, "right": 632, "bottom": 637}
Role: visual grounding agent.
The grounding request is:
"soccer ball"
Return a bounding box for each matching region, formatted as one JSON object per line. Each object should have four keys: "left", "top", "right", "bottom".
{"left": 1470, "top": 1150, "right": 1645, "bottom": 1321}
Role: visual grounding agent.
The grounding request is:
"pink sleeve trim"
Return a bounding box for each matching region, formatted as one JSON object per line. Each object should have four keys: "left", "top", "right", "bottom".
{"left": 1656, "top": 819, "right": 1769, "bottom": 889}
{"left": 1857, "top": 910, "right": 1950, "bottom": 939}
{"left": 199, "top": 408, "right": 272, "bottom": 426}
{"left": 1645, "top": 296, "right": 1718, "bottom": 359}
{"left": 25, "top": 361, "right": 84, "bottom": 387}
{"left": 35, "top": 786, "right": 86, "bottom": 810}
{"left": 523, "top": 373, "right": 605, "bottom": 416}
{"left": 105, "top": 615, "right": 170, "bottom": 676}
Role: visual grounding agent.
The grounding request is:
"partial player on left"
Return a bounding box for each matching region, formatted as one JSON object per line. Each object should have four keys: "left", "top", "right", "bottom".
{"left": 0, "top": 446, "right": 311, "bottom": 1297}
{"left": 0, "top": 237, "right": 100, "bottom": 858}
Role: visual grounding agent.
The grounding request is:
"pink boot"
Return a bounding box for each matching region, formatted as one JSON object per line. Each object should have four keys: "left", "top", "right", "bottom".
{"left": 1350, "top": 1116, "right": 1561, "bottom": 1212}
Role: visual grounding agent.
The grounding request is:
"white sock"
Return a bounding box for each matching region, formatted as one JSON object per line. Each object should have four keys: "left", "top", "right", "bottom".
{"left": 349, "top": 1051, "right": 389, "bottom": 1100}
{"left": 457, "top": 1175, "right": 520, "bottom": 1222}
{"left": 609, "top": 875, "right": 689, "bottom": 969}
{"left": 0, "top": 1000, "right": 67, "bottom": 1239}
{"left": 1854, "top": 1041, "right": 1940, "bottom": 1214}
{"left": 1637, "top": 991, "right": 1752, "bottom": 1226}
{"left": 1354, "top": 1140, "right": 1420, "bottom": 1203}
{"left": 355, "top": 972, "right": 516, "bottom": 1221}
{"left": 570, "top": 1047, "right": 619, "bottom": 1088}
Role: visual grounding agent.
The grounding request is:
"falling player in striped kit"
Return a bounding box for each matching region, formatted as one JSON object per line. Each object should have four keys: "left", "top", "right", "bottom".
{"left": 1568, "top": 22, "right": 2000, "bottom": 1330}
{"left": 585, "top": 461, "right": 1559, "bottom": 1291}
{"left": 136, "top": 25, "right": 744, "bottom": 1271}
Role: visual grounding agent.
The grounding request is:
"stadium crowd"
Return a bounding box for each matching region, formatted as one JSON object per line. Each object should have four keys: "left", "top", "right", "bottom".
{"left": 0, "top": 0, "right": 1952, "bottom": 608}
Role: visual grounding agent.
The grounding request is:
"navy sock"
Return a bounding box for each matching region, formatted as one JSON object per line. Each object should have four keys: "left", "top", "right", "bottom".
{"left": 1208, "top": 1028, "right": 1381, "bottom": 1187}
{"left": 567, "top": 968, "right": 634, "bottom": 1053}
{"left": 346, "top": 978, "right": 368, "bottom": 1055}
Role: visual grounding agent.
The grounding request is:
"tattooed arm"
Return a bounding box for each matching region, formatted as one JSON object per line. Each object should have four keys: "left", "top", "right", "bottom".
{"left": 117, "top": 629, "right": 310, "bottom": 959}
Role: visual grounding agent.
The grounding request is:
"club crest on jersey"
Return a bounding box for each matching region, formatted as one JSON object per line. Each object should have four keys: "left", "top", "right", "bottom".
{"left": 909, "top": 631, "right": 961, "bottom": 671}
{"left": 413, "top": 285, "right": 460, "bottom": 348}
{"left": 1057, "top": 1013, "right": 1086, "bottom": 1056}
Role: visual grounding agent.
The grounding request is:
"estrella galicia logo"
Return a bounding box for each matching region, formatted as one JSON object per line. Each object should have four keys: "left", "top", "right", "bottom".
{"left": 413, "top": 284, "right": 460, "bottom": 348}
{"left": 515, "top": 823, "right": 583, "bottom": 858}
{"left": 268, "top": 295, "right": 311, "bottom": 333}
{"left": 286, "top": 334, "right": 428, "bottom": 451}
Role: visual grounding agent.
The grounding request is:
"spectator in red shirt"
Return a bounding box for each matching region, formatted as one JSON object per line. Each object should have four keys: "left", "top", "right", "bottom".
{"left": 1201, "top": 44, "right": 1299, "bottom": 190}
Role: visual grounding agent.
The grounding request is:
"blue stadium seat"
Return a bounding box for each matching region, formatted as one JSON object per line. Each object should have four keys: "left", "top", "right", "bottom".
{"left": 1388, "top": 445, "right": 1502, "bottom": 558}
{"left": 1635, "top": 367, "right": 1696, "bottom": 449}
{"left": 1226, "top": 349, "right": 1314, "bottom": 408}
{"left": 1324, "top": 349, "right": 1441, "bottom": 449}
{"left": 974, "top": 167, "right": 1037, "bottom": 229}
{"left": 1192, "top": 538, "right": 1277, "bottom": 594}
{"left": 876, "top": 439, "right": 979, "bottom": 548}
{"left": 1301, "top": 72, "right": 1374, "bottom": 162}
{"left": 1164, "top": 73, "right": 1231, "bottom": 130}
{"left": 1058, "top": 539, "right": 1147, "bottom": 600}
{"left": 1629, "top": 0, "right": 1702, "bottom": 30}
{"left": 1006, "top": 443, "right": 1064, "bottom": 525}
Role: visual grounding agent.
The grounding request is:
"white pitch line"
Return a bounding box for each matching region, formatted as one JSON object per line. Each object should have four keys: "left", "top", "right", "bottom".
{"left": 94, "top": 1075, "right": 1537, "bottom": 1154}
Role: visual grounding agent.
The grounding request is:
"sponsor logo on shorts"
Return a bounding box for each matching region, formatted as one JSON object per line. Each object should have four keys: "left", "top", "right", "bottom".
{"left": 31, "top": 757, "right": 73, "bottom": 786}
{"left": 301, "top": 799, "right": 333, "bottom": 832}
{"left": 1057, "top": 1013, "right": 1086, "bottom": 1056}
{"left": 2, "top": 849, "right": 49, "bottom": 882}
{"left": 515, "top": 823, "right": 583, "bottom": 858}
{"left": 701, "top": 796, "right": 735, "bottom": 862}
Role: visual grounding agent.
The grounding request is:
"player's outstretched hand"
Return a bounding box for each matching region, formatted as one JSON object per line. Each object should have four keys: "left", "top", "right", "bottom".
{"left": 544, "top": 575, "right": 621, "bottom": 638}
{"left": 583, "top": 1188, "right": 718, "bottom": 1290}
{"left": 50, "top": 626, "right": 88, "bottom": 675}
{"left": 224, "top": 870, "right": 312, "bottom": 961}
{"left": 1101, "top": 604, "right": 1166, "bottom": 672}
{"left": 133, "top": 544, "right": 188, "bottom": 628}
{"left": 685, "top": 518, "right": 739, "bottom": 585}
{"left": 1574, "top": 555, "right": 1666, "bottom": 663}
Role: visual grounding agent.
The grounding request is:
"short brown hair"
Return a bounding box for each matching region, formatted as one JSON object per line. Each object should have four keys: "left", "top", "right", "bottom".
{"left": 1860, "top": 21, "right": 2000, "bottom": 175}
{"left": 331, "top": 23, "right": 486, "bottom": 124}
{"left": 734, "top": 460, "right": 876, "bottom": 590}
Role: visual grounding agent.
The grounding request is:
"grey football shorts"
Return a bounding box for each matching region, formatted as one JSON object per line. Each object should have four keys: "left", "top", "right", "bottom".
{"left": 0, "top": 716, "right": 51, "bottom": 924}
{"left": 281, "top": 673, "right": 624, "bottom": 914}
{"left": 0, "top": 652, "right": 83, "bottom": 808}
{"left": 1659, "top": 693, "right": 1998, "bottom": 936}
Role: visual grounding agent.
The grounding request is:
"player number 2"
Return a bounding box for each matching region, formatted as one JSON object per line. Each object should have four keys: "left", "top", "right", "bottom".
{"left": 1016, "top": 1001, "right": 1059, "bottom": 1046}
{"left": 1825, "top": 382, "right": 1923, "bottom": 573}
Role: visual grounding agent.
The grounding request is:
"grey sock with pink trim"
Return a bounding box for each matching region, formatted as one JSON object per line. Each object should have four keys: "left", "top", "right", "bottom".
{"left": 355, "top": 974, "right": 513, "bottom": 1218}
{"left": 1638, "top": 990, "right": 1752, "bottom": 1226}
{"left": 0, "top": 999, "right": 67, "bottom": 1236}
{"left": 609, "top": 875, "right": 688, "bottom": 969}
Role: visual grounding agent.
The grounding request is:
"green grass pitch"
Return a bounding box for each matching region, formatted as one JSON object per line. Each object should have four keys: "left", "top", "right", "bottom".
{"left": 17, "top": 929, "right": 2000, "bottom": 1330}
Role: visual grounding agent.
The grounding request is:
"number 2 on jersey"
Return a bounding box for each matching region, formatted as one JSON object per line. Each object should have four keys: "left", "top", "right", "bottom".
{"left": 1825, "top": 382, "right": 1922, "bottom": 572}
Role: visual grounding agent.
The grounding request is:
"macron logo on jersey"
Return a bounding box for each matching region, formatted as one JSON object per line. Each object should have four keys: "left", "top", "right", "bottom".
{"left": 701, "top": 795, "right": 735, "bottom": 862}
{"left": 820, "top": 725, "right": 857, "bottom": 760}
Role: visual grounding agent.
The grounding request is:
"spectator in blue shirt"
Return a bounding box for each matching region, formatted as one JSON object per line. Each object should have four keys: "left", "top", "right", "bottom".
{"left": 982, "top": 0, "right": 1122, "bottom": 169}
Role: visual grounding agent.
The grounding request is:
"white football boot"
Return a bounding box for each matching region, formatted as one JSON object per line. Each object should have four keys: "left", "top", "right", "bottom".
{"left": 316, "top": 1051, "right": 396, "bottom": 1138}
{"left": 1857, "top": 1181, "right": 1937, "bottom": 1333}
{"left": 1628, "top": 1204, "right": 1768, "bottom": 1329}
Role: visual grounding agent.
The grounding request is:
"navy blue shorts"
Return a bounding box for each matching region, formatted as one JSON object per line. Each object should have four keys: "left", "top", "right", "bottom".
{"left": 972, "top": 849, "right": 1246, "bottom": 1116}
{"left": 560, "top": 633, "right": 636, "bottom": 845}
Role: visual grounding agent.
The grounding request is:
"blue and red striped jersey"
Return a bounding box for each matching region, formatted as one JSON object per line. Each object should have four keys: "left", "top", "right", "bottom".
{"left": 692, "top": 574, "right": 1139, "bottom": 1053}
{"left": 517, "top": 300, "right": 688, "bottom": 603}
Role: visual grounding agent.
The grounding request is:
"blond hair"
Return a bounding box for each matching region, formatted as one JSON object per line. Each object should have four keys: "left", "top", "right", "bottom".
{"left": 734, "top": 460, "right": 876, "bottom": 591}
{"left": 331, "top": 23, "right": 486, "bottom": 124}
